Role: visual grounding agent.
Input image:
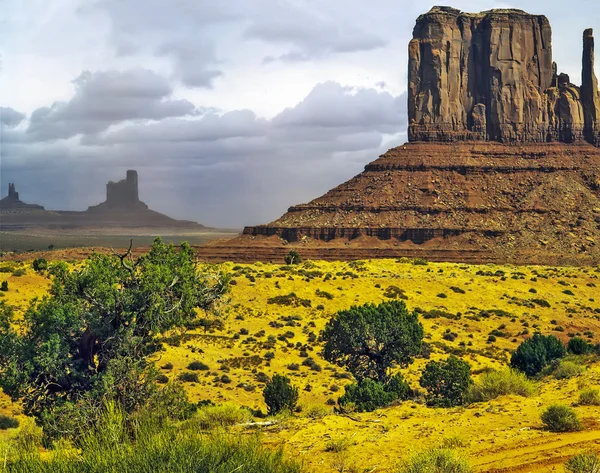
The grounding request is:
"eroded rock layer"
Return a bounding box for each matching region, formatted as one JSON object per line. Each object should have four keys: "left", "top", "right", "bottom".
{"left": 408, "top": 7, "right": 600, "bottom": 145}
{"left": 239, "top": 142, "right": 600, "bottom": 264}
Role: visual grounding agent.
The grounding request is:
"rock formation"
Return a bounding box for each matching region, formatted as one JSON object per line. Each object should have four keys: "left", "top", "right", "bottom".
{"left": 0, "top": 183, "right": 45, "bottom": 211}
{"left": 201, "top": 6, "right": 600, "bottom": 265}
{"left": 88, "top": 170, "right": 149, "bottom": 212}
{"left": 408, "top": 7, "right": 600, "bottom": 146}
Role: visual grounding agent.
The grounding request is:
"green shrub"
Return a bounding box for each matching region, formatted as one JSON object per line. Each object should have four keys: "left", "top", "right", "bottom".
{"left": 541, "top": 404, "right": 582, "bottom": 432}
{"left": 0, "top": 414, "right": 19, "bottom": 430}
{"left": 552, "top": 360, "right": 585, "bottom": 379}
{"left": 0, "top": 281, "right": 7, "bottom": 292}
{"left": 565, "top": 452, "right": 600, "bottom": 473}
{"left": 568, "top": 337, "right": 592, "bottom": 355}
{"left": 193, "top": 404, "right": 252, "bottom": 429}
{"left": 511, "top": 334, "right": 566, "bottom": 377}
{"left": 178, "top": 372, "right": 199, "bottom": 383}
{"left": 338, "top": 374, "right": 411, "bottom": 412}
{"left": 187, "top": 361, "right": 209, "bottom": 371}
{"left": 579, "top": 388, "right": 600, "bottom": 406}
{"left": 263, "top": 374, "right": 299, "bottom": 415}
{"left": 11, "top": 269, "right": 26, "bottom": 277}
{"left": 468, "top": 368, "right": 536, "bottom": 402}
{"left": 399, "top": 448, "right": 471, "bottom": 473}
{"left": 303, "top": 404, "right": 331, "bottom": 419}
{"left": 420, "top": 356, "right": 472, "bottom": 407}
{"left": 2, "top": 406, "right": 300, "bottom": 473}
{"left": 32, "top": 258, "right": 48, "bottom": 272}
{"left": 156, "top": 374, "right": 169, "bottom": 384}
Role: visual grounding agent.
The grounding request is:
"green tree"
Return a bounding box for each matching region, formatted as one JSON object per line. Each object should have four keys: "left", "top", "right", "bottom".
{"left": 284, "top": 250, "right": 302, "bottom": 265}
{"left": 420, "top": 356, "right": 472, "bottom": 407}
{"left": 0, "top": 238, "right": 229, "bottom": 440}
{"left": 263, "top": 374, "right": 299, "bottom": 415}
{"left": 323, "top": 300, "right": 423, "bottom": 382}
{"left": 511, "top": 333, "right": 566, "bottom": 377}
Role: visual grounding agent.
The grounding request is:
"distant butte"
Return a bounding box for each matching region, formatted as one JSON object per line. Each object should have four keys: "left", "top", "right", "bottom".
{"left": 1, "top": 171, "right": 204, "bottom": 231}
{"left": 0, "top": 183, "right": 45, "bottom": 211}
{"left": 198, "top": 7, "right": 600, "bottom": 265}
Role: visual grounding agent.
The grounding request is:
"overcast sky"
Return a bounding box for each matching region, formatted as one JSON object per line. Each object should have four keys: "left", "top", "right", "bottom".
{"left": 1, "top": 0, "right": 599, "bottom": 228}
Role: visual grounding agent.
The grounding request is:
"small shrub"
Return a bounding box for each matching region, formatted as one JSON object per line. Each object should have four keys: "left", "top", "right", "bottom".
{"left": 178, "top": 372, "right": 200, "bottom": 383}
{"left": 263, "top": 374, "right": 299, "bottom": 415}
{"left": 187, "top": 361, "right": 210, "bottom": 371}
{"left": 552, "top": 360, "right": 585, "bottom": 379}
{"left": 156, "top": 374, "right": 169, "bottom": 384}
{"left": 161, "top": 362, "right": 173, "bottom": 370}
{"left": 511, "top": 333, "right": 566, "bottom": 377}
{"left": 420, "top": 356, "right": 472, "bottom": 407}
{"left": 0, "top": 414, "right": 19, "bottom": 430}
{"left": 11, "top": 269, "right": 26, "bottom": 277}
{"left": 338, "top": 374, "right": 411, "bottom": 412}
{"left": 565, "top": 452, "right": 600, "bottom": 473}
{"left": 541, "top": 404, "right": 582, "bottom": 432}
{"left": 324, "top": 438, "right": 351, "bottom": 453}
{"left": 0, "top": 281, "right": 7, "bottom": 292}
{"left": 399, "top": 448, "right": 471, "bottom": 473}
{"left": 194, "top": 404, "right": 252, "bottom": 429}
{"left": 578, "top": 388, "right": 600, "bottom": 406}
{"left": 303, "top": 404, "right": 331, "bottom": 419}
{"left": 568, "top": 337, "right": 592, "bottom": 355}
{"left": 468, "top": 368, "right": 536, "bottom": 402}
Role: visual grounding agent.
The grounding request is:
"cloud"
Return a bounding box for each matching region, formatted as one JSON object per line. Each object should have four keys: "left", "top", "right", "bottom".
{"left": 0, "top": 107, "right": 25, "bottom": 128}
{"left": 26, "top": 69, "right": 195, "bottom": 141}
{"left": 5, "top": 80, "right": 407, "bottom": 227}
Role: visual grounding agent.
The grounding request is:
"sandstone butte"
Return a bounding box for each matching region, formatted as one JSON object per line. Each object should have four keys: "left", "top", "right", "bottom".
{"left": 198, "top": 6, "right": 600, "bottom": 266}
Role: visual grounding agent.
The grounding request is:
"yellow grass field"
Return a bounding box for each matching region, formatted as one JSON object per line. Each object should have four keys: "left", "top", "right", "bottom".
{"left": 2, "top": 256, "right": 600, "bottom": 472}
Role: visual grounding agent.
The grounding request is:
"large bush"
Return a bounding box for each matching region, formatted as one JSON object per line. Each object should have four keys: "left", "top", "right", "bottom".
{"left": 338, "top": 374, "right": 411, "bottom": 412}
{"left": 32, "top": 258, "right": 48, "bottom": 272}
{"left": 0, "top": 238, "right": 229, "bottom": 441}
{"left": 420, "top": 356, "right": 472, "bottom": 407}
{"left": 263, "top": 374, "right": 299, "bottom": 415}
{"left": 399, "top": 448, "right": 471, "bottom": 473}
{"left": 468, "top": 368, "right": 536, "bottom": 402}
{"left": 510, "top": 334, "right": 566, "bottom": 377}
{"left": 541, "top": 404, "right": 582, "bottom": 432}
{"left": 323, "top": 300, "right": 423, "bottom": 382}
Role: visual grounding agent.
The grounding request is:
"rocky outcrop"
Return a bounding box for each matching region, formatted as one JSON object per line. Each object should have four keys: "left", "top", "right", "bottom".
{"left": 408, "top": 7, "right": 600, "bottom": 146}
{"left": 0, "top": 183, "right": 45, "bottom": 211}
{"left": 88, "top": 170, "right": 148, "bottom": 212}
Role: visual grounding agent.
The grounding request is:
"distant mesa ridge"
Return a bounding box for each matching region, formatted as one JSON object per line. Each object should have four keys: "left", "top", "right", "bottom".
{"left": 227, "top": 6, "right": 600, "bottom": 265}
{"left": 1, "top": 171, "right": 203, "bottom": 230}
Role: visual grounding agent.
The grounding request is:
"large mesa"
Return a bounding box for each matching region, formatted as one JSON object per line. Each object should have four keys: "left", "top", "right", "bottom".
{"left": 202, "top": 7, "right": 600, "bottom": 266}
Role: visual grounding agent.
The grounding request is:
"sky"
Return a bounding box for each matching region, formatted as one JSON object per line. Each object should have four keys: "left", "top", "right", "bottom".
{"left": 1, "top": 0, "right": 599, "bottom": 228}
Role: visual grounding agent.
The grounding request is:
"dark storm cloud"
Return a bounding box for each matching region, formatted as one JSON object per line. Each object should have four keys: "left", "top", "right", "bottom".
{"left": 0, "top": 107, "right": 25, "bottom": 128}
{"left": 3, "top": 81, "right": 407, "bottom": 227}
{"left": 25, "top": 69, "right": 196, "bottom": 141}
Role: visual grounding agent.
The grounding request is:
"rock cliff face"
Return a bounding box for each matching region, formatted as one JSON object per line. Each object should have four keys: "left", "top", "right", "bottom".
{"left": 408, "top": 7, "right": 600, "bottom": 145}
{"left": 88, "top": 170, "right": 148, "bottom": 212}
